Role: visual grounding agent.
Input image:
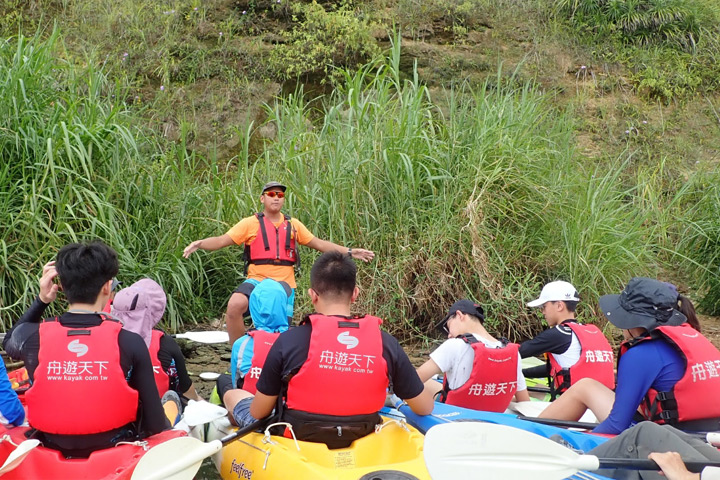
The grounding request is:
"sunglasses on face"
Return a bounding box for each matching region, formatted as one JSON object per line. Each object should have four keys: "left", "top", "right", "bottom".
{"left": 442, "top": 313, "right": 457, "bottom": 333}
{"left": 264, "top": 191, "right": 285, "bottom": 198}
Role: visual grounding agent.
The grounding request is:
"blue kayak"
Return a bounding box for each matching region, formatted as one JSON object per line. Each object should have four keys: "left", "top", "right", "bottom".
{"left": 386, "top": 400, "right": 609, "bottom": 451}
{"left": 382, "top": 400, "right": 613, "bottom": 479}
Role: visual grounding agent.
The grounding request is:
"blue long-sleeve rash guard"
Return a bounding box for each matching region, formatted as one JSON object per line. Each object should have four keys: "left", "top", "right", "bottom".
{"left": 594, "top": 339, "right": 684, "bottom": 434}
{"left": 0, "top": 358, "right": 25, "bottom": 427}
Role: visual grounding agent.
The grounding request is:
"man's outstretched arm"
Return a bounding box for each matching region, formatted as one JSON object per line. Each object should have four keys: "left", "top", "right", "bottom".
{"left": 305, "top": 238, "right": 375, "bottom": 262}
{"left": 183, "top": 234, "right": 235, "bottom": 258}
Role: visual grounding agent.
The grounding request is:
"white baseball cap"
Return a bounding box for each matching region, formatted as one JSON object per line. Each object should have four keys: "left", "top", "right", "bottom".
{"left": 527, "top": 281, "right": 580, "bottom": 307}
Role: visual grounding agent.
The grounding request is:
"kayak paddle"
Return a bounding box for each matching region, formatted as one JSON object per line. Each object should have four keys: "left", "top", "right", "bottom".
{"left": 0, "top": 439, "right": 41, "bottom": 475}
{"left": 173, "top": 331, "right": 229, "bottom": 344}
{"left": 130, "top": 415, "right": 273, "bottom": 480}
{"left": 423, "top": 422, "right": 720, "bottom": 480}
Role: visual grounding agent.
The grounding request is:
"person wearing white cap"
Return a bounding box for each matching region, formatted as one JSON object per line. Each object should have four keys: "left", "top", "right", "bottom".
{"left": 520, "top": 281, "right": 615, "bottom": 399}
{"left": 183, "top": 181, "right": 375, "bottom": 344}
{"left": 538, "top": 277, "right": 720, "bottom": 435}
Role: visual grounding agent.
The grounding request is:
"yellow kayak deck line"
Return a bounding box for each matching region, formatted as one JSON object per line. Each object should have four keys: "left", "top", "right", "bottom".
{"left": 212, "top": 417, "right": 430, "bottom": 480}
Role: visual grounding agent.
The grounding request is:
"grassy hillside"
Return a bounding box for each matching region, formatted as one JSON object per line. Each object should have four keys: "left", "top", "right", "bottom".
{"left": 1, "top": 0, "right": 719, "bottom": 340}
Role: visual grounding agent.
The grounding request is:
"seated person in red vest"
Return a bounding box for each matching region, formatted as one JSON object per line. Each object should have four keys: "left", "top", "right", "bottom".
{"left": 182, "top": 181, "right": 375, "bottom": 344}
{"left": 520, "top": 281, "right": 615, "bottom": 399}
{"left": 217, "top": 279, "right": 290, "bottom": 421}
{"left": 3, "top": 241, "right": 168, "bottom": 457}
{"left": 111, "top": 278, "right": 201, "bottom": 421}
{"left": 229, "top": 279, "right": 291, "bottom": 391}
{"left": 224, "top": 251, "right": 434, "bottom": 448}
{"left": 416, "top": 300, "right": 530, "bottom": 412}
{"left": 539, "top": 277, "right": 720, "bottom": 434}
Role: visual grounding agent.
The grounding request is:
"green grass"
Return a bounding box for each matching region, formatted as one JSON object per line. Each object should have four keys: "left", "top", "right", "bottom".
{"left": 2, "top": 9, "right": 720, "bottom": 341}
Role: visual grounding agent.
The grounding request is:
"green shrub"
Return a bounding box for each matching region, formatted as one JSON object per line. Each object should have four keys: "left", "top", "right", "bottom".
{"left": 268, "top": 1, "right": 380, "bottom": 80}
{"left": 556, "top": 0, "right": 719, "bottom": 50}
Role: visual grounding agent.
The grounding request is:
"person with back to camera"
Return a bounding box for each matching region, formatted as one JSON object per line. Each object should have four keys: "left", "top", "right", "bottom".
{"left": 415, "top": 299, "right": 530, "bottom": 412}
{"left": 539, "top": 277, "right": 720, "bottom": 435}
{"left": 520, "top": 281, "right": 615, "bottom": 399}
{"left": 215, "top": 279, "right": 291, "bottom": 424}
{"left": 223, "top": 251, "right": 434, "bottom": 449}
{"left": 3, "top": 241, "right": 168, "bottom": 457}
{"left": 183, "top": 181, "right": 375, "bottom": 344}
{"left": 111, "top": 278, "right": 202, "bottom": 424}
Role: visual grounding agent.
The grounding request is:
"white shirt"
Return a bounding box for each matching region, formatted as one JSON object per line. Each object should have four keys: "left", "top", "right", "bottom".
{"left": 430, "top": 334, "right": 527, "bottom": 391}
{"left": 550, "top": 326, "right": 582, "bottom": 369}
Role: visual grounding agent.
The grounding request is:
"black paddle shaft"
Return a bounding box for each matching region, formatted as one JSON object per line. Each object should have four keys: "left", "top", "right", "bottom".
{"left": 516, "top": 415, "right": 717, "bottom": 444}
{"left": 598, "top": 457, "right": 720, "bottom": 473}
{"left": 219, "top": 416, "right": 274, "bottom": 445}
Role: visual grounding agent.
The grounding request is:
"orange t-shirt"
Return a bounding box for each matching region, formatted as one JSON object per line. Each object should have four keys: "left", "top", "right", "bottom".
{"left": 226, "top": 214, "right": 314, "bottom": 288}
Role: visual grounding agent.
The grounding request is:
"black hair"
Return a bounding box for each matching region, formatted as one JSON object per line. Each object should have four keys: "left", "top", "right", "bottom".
{"left": 677, "top": 294, "right": 701, "bottom": 333}
{"left": 562, "top": 301, "right": 579, "bottom": 313}
{"left": 56, "top": 240, "right": 119, "bottom": 304}
{"left": 310, "top": 251, "right": 356, "bottom": 300}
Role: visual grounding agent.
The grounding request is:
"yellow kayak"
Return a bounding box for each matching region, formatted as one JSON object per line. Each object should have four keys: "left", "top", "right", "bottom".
{"left": 208, "top": 416, "right": 430, "bottom": 480}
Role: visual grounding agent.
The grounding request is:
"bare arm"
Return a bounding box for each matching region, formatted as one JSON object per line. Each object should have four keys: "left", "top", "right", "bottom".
{"left": 249, "top": 391, "right": 278, "bottom": 419}
{"left": 514, "top": 389, "right": 531, "bottom": 402}
{"left": 182, "top": 383, "right": 202, "bottom": 402}
{"left": 405, "top": 387, "right": 435, "bottom": 416}
{"left": 305, "top": 237, "right": 375, "bottom": 262}
{"left": 183, "top": 234, "right": 235, "bottom": 258}
{"left": 416, "top": 358, "right": 442, "bottom": 383}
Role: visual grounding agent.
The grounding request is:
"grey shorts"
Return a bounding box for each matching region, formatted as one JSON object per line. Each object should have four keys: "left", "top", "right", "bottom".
{"left": 232, "top": 397, "right": 258, "bottom": 428}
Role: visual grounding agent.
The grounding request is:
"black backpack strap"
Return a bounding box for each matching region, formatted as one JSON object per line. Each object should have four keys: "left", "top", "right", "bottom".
{"left": 256, "top": 212, "right": 271, "bottom": 251}
{"left": 456, "top": 333, "right": 478, "bottom": 344}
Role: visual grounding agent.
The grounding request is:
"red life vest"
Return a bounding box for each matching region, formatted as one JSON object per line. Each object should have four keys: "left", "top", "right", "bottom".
{"left": 149, "top": 330, "right": 169, "bottom": 397}
{"left": 26, "top": 318, "right": 139, "bottom": 434}
{"left": 244, "top": 213, "right": 297, "bottom": 270}
{"left": 548, "top": 322, "right": 615, "bottom": 395}
{"left": 286, "top": 314, "right": 388, "bottom": 416}
{"left": 243, "top": 330, "right": 281, "bottom": 394}
{"left": 441, "top": 335, "right": 520, "bottom": 412}
{"left": 620, "top": 324, "right": 720, "bottom": 425}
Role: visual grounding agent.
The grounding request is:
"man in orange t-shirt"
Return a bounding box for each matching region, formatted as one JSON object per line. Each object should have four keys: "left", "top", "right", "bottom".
{"left": 183, "top": 181, "right": 375, "bottom": 344}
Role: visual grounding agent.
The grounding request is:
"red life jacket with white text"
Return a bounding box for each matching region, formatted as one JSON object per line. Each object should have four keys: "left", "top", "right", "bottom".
{"left": 548, "top": 322, "right": 615, "bottom": 394}
{"left": 26, "top": 318, "right": 138, "bottom": 434}
{"left": 243, "top": 330, "right": 281, "bottom": 394}
{"left": 442, "top": 335, "right": 519, "bottom": 412}
{"left": 149, "top": 330, "right": 169, "bottom": 397}
{"left": 621, "top": 324, "right": 720, "bottom": 425}
{"left": 244, "top": 213, "right": 297, "bottom": 269}
{"left": 286, "top": 314, "right": 388, "bottom": 416}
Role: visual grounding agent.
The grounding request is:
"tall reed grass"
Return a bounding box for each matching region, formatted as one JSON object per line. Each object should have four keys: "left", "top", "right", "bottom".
{"left": 2, "top": 29, "right": 715, "bottom": 341}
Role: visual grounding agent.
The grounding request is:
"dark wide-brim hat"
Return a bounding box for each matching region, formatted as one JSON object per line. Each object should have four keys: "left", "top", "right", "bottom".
{"left": 435, "top": 299, "right": 485, "bottom": 332}
{"left": 599, "top": 277, "right": 686, "bottom": 331}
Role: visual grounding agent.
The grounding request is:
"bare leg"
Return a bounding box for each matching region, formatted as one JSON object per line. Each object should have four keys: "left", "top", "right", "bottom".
{"left": 539, "top": 378, "right": 615, "bottom": 422}
{"left": 226, "top": 292, "right": 249, "bottom": 345}
{"left": 223, "top": 388, "right": 254, "bottom": 426}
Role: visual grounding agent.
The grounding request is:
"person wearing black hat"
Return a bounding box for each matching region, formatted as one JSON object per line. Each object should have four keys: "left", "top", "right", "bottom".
{"left": 183, "top": 181, "right": 375, "bottom": 344}
{"left": 416, "top": 299, "right": 530, "bottom": 412}
{"left": 538, "top": 278, "right": 720, "bottom": 435}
